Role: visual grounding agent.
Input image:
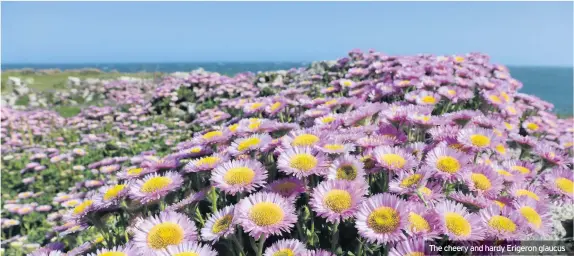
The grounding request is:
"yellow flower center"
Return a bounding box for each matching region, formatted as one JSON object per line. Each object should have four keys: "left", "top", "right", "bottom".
{"left": 174, "top": 253, "right": 199, "bottom": 256}
{"left": 400, "top": 174, "right": 422, "bottom": 188}
{"left": 511, "top": 166, "right": 530, "bottom": 174}
{"left": 211, "top": 214, "right": 233, "bottom": 234}
{"left": 436, "top": 156, "right": 461, "bottom": 174}
{"left": 500, "top": 92, "right": 510, "bottom": 102}
{"left": 342, "top": 80, "right": 353, "bottom": 87}
{"left": 147, "top": 222, "right": 184, "bottom": 249}
{"left": 497, "top": 169, "right": 513, "bottom": 177}
{"left": 289, "top": 154, "right": 318, "bottom": 172}
{"left": 292, "top": 134, "right": 320, "bottom": 147}
{"left": 408, "top": 212, "right": 430, "bottom": 232}
{"left": 379, "top": 154, "right": 406, "bottom": 169}
{"left": 504, "top": 122, "right": 514, "bottom": 130}
{"left": 237, "top": 137, "right": 262, "bottom": 152}
{"left": 273, "top": 249, "right": 294, "bottom": 256}
{"left": 445, "top": 213, "right": 471, "bottom": 236}
{"left": 336, "top": 165, "right": 357, "bottom": 180}
{"left": 270, "top": 102, "right": 282, "bottom": 111}
{"left": 196, "top": 156, "right": 220, "bottom": 167}
{"left": 506, "top": 106, "right": 517, "bottom": 115}
{"left": 141, "top": 177, "right": 173, "bottom": 193}
{"left": 495, "top": 144, "right": 506, "bottom": 154}
{"left": 515, "top": 189, "right": 539, "bottom": 201}
{"left": 470, "top": 134, "right": 490, "bottom": 148}
{"left": 249, "top": 202, "right": 284, "bottom": 226}
{"left": 399, "top": 80, "right": 410, "bottom": 86}
{"left": 103, "top": 184, "right": 126, "bottom": 201}
{"left": 489, "top": 95, "right": 502, "bottom": 104}
{"left": 367, "top": 207, "right": 400, "bottom": 233}
{"left": 223, "top": 167, "right": 255, "bottom": 185}
{"left": 189, "top": 147, "right": 202, "bottom": 153}
{"left": 454, "top": 56, "right": 465, "bottom": 62}
{"left": 526, "top": 123, "right": 539, "bottom": 131}
{"left": 447, "top": 90, "right": 456, "bottom": 96}
{"left": 471, "top": 173, "right": 492, "bottom": 190}
{"left": 73, "top": 200, "right": 93, "bottom": 215}
{"left": 555, "top": 178, "right": 574, "bottom": 194}
{"left": 127, "top": 168, "right": 143, "bottom": 176}
{"left": 323, "top": 189, "right": 352, "bottom": 213}
{"left": 494, "top": 200, "right": 506, "bottom": 209}
{"left": 405, "top": 253, "right": 425, "bottom": 256}
{"left": 324, "top": 144, "right": 344, "bottom": 151}
{"left": 203, "top": 131, "right": 223, "bottom": 140}
{"left": 229, "top": 124, "right": 239, "bottom": 132}
{"left": 98, "top": 252, "right": 127, "bottom": 256}
{"left": 488, "top": 215, "right": 517, "bottom": 233}
{"left": 324, "top": 99, "right": 338, "bottom": 106}
{"left": 321, "top": 116, "right": 336, "bottom": 124}
{"left": 248, "top": 119, "right": 262, "bottom": 130}
{"left": 420, "top": 95, "right": 437, "bottom": 104}
{"left": 519, "top": 206, "right": 542, "bottom": 228}
{"left": 419, "top": 186, "right": 432, "bottom": 196}
{"left": 250, "top": 102, "right": 264, "bottom": 110}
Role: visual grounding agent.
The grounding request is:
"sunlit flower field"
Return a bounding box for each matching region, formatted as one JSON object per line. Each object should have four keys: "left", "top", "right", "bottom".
{"left": 1, "top": 49, "right": 573, "bottom": 256}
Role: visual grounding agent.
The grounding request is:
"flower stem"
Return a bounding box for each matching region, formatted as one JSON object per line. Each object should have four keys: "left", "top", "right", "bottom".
{"left": 256, "top": 235, "right": 266, "bottom": 256}
{"left": 331, "top": 222, "right": 339, "bottom": 253}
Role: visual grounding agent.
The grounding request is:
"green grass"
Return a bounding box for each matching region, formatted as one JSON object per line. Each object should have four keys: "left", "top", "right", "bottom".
{"left": 54, "top": 106, "right": 82, "bottom": 117}
{"left": 1, "top": 70, "right": 161, "bottom": 93}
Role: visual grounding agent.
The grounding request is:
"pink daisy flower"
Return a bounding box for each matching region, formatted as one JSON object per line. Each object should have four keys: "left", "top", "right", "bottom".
{"left": 463, "top": 165, "right": 504, "bottom": 199}
{"left": 201, "top": 205, "right": 236, "bottom": 243}
{"left": 263, "top": 239, "right": 308, "bottom": 256}
{"left": 310, "top": 180, "right": 367, "bottom": 223}
{"left": 132, "top": 211, "right": 198, "bottom": 253}
{"left": 263, "top": 177, "right": 307, "bottom": 201}
{"left": 479, "top": 206, "right": 526, "bottom": 240}
{"left": 372, "top": 146, "right": 418, "bottom": 172}
{"left": 129, "top": 172, "right": 183, "bottom": 204}
{"left": 277, "top": 147, "right": 329, "bottom": 178}
{"left": 434, "top": 200, "right": 485, "bottom": 241}
{"left": 156, "top": 242, "right": 218, "bottom": 256}
{"left": 355, "top": 193, "right": 408, "bottom": 245}
{"left": 235, "top": 192, "right": 297, "bottom": 238}
{"left": 424, "top": 144, "right": 471, "bottom": 181}
{"left": 211, "top": 159, "right": 268, "bottom": 196}
{"left": 228, "top": 133, "right": 273, "bottom": 156}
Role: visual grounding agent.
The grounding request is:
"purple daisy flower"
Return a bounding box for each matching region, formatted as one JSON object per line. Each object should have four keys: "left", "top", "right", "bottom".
{"left": 201, "top": 205, "right": 236, "bottom": 243}
{"left": 457, "top": 126, "right": 497, "bottom": 151}
{"left": 193, "top": 130, "right": 232, "bottom": 145}
{"left": 463, "top": 165, "right": 504, "bottom": 199}
{"left": 372, "top": 146, "right": 418, "bottom": 172}
{"left": 93, "top": 183, "right": 129, "bottom": 209}
{"left": 228, "top": 133, "right": 273, "bottom": 156}
{"left": 434, "top": 200, "right": 485, "bottom": 241}
{"left": 310, "top": 180, "right": 367, "bottom": 223}
{"left": 314, "top": 141, "right": 355, "bottom": 155}
{"left": 277, "top": 147, "right": 329, "bottom": 178}
{"left": 117, "top": 166, "right": 153, "bottom": 180}
{"left": 281, "top": 129, "right": 325, "bottom": 148}
{"left": 513, "top": 199, "right": 552, "bottom": 236}
{"left": 355, "top": 193, "right": 408, "bottom": 245}
{"left": 388, "top": 169, "right": 431, "bottom": 195}
{"left": 479, "top": 206, "right": 526, "bottom": 240}
{"left": 156, "top": 242, "right": 217, "bottom": 256}
{"left": 211, "top": 159, "right": 268, "bottom": 196}
{"left": 263, "top": 177, "right": 307, "bottom": 200}
{"left": 132, "top": 211, "right": 198, "bottom": 253}
{"left": 424, "top": 144, "right": 471, "bottom": 181}
{"left": 86, "top": 245, "right": 138, "bottom": 256}
{"left": 508, "top": 184, "right": 547, "bottom": 202}
{"left": 263, "top": 239, "right": 308, "bottom": 256}
{"left": 326, "top": 155, "right": 365, "bottom": 183}
{"left": 183, "top": 153, "right": 228, "bottom": 173}
{"left": 542, "top": 168, "right": 574, "bottom": 201}
{"left": 405, "top": 203, "right": 440, "bottom": 239}
{"left": 388, "top": 238, "right": 426, "bottom": 256}
{"left": 130, "top": 172, "right": 183, "bottom": 204}
{"left": 235, "top": 192, "right": 297, "bottom": 238}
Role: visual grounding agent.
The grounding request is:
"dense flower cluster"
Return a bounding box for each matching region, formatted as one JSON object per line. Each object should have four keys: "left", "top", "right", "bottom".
{"left": 1, "top": 49, "right": 573, "bottom": 256}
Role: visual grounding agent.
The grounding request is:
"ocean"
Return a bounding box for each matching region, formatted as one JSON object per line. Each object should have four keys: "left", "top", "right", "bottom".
{"left": 2, "top": 63, "right": 572, "bottom": 115}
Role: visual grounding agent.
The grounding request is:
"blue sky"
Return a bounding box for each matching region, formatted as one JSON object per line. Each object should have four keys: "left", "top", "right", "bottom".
{"left": 2, "top": 2, "right": 573, "bottom": 66}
